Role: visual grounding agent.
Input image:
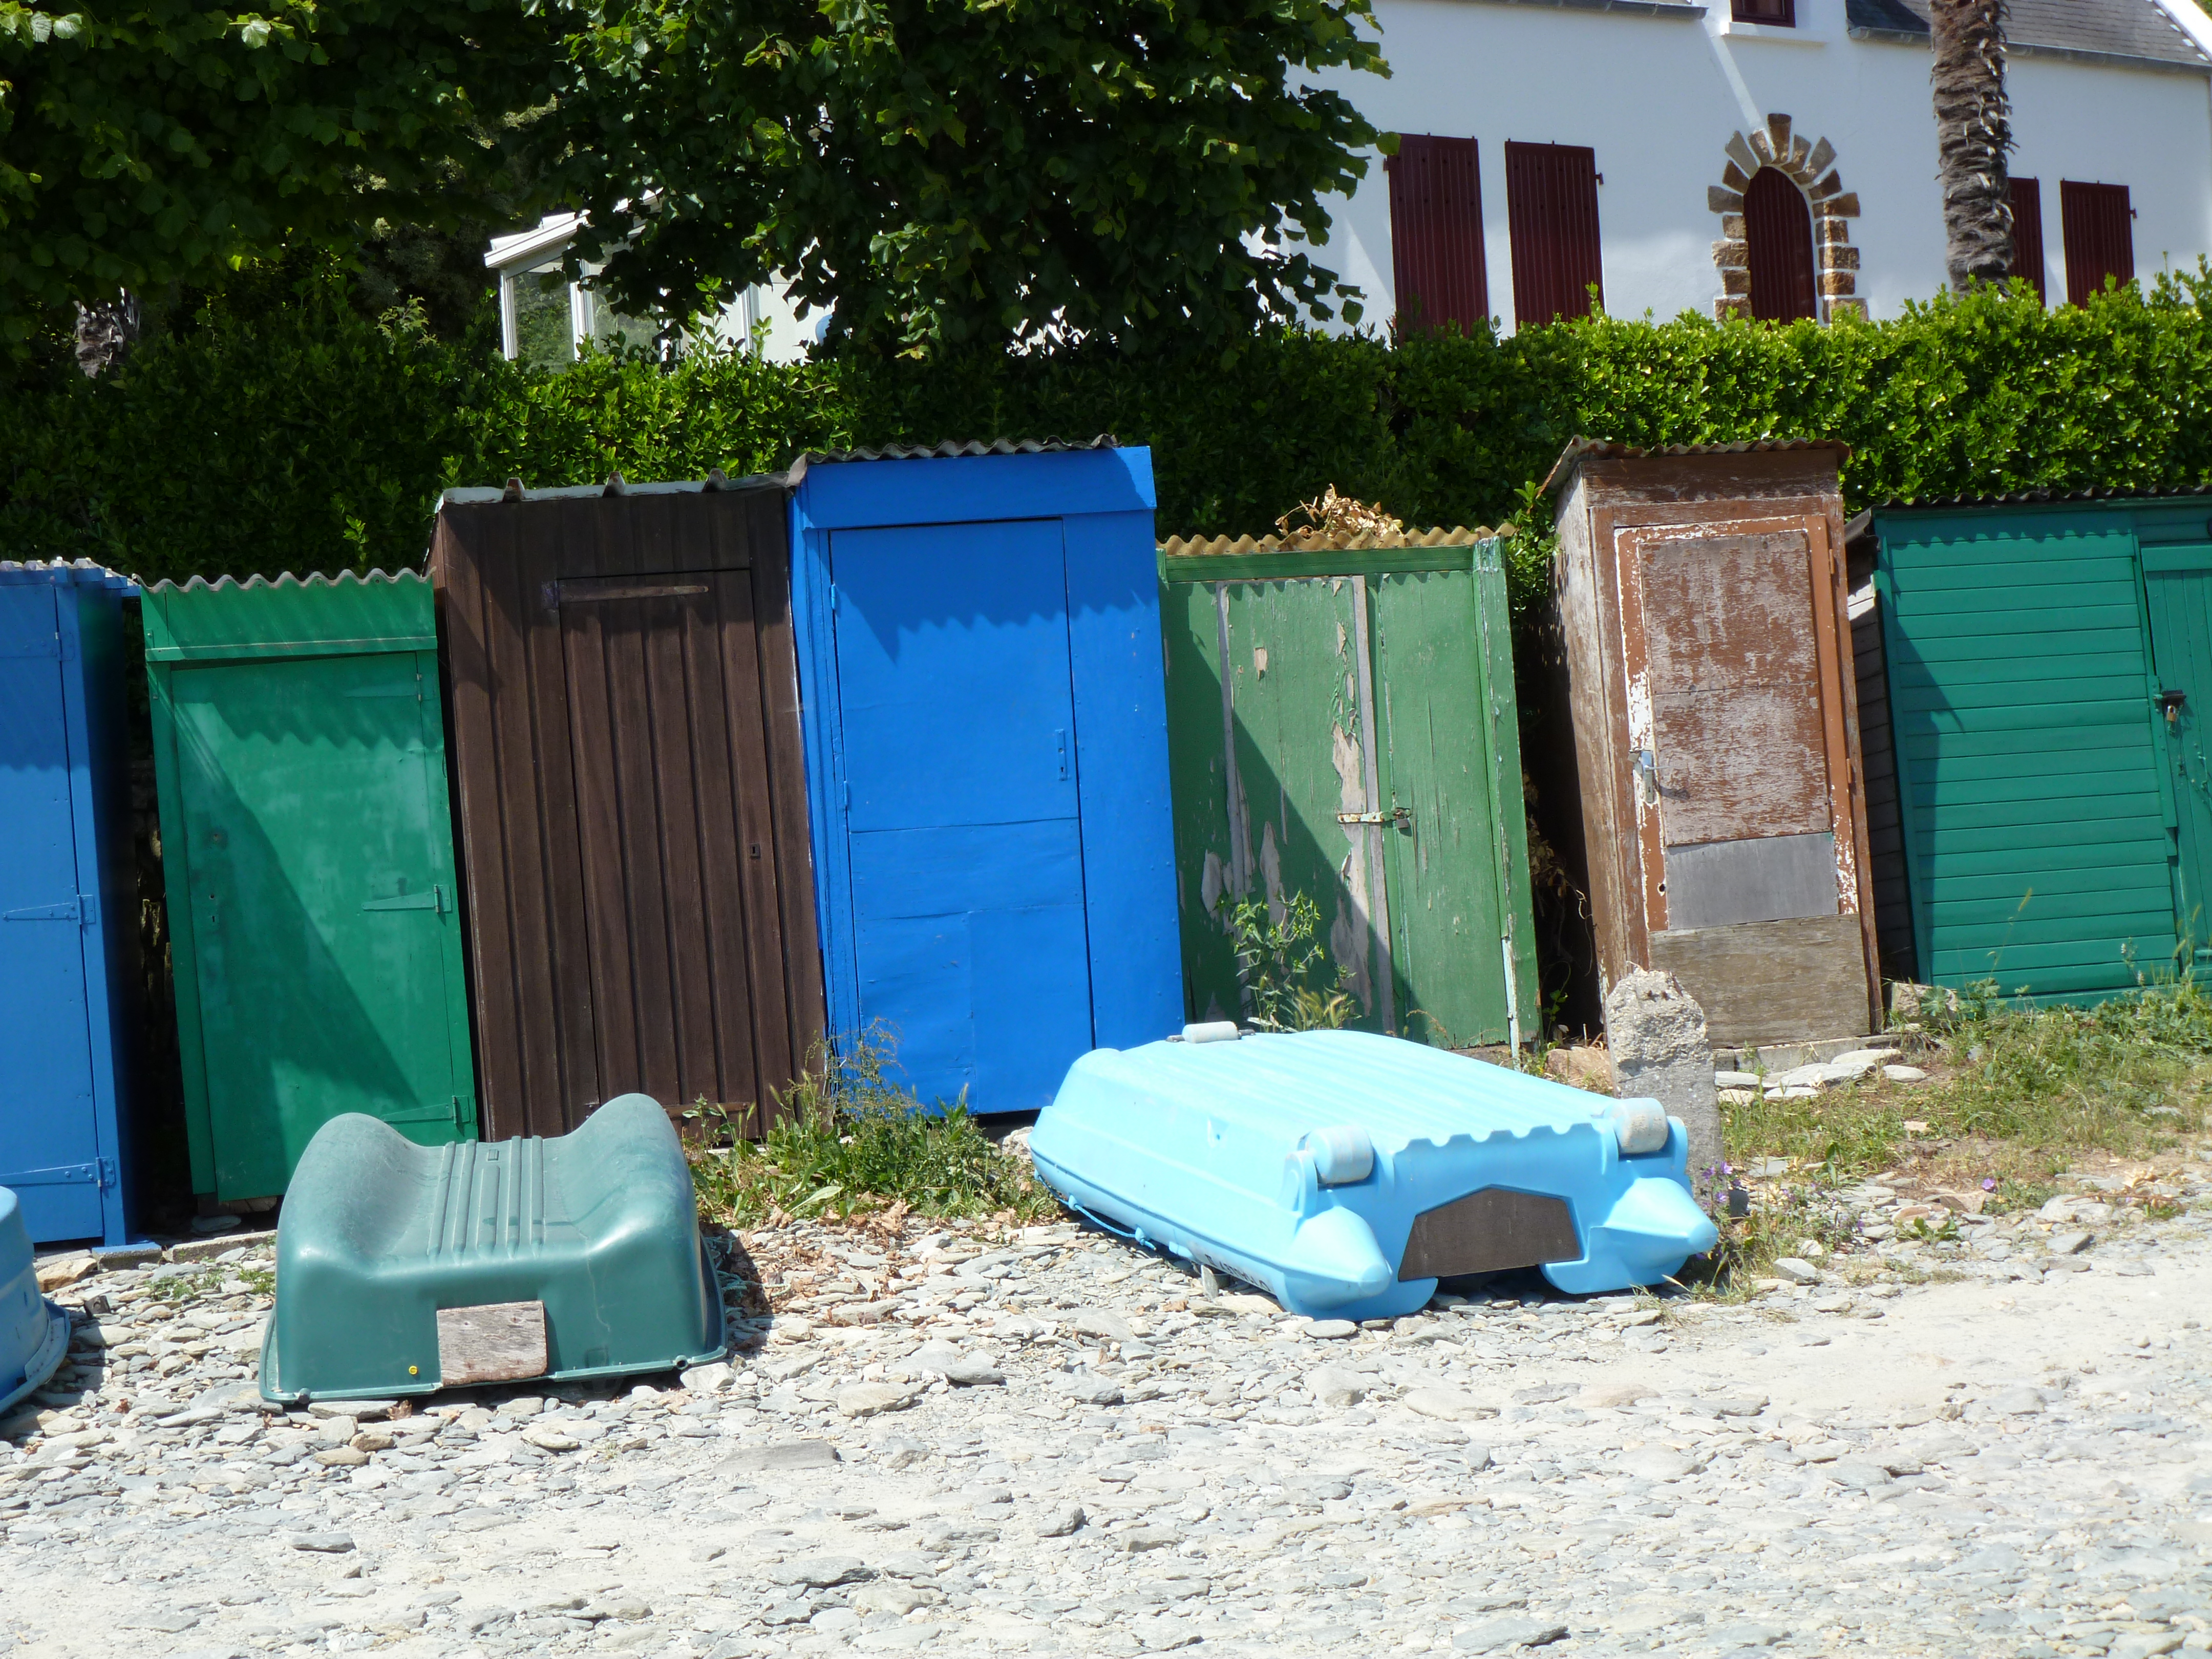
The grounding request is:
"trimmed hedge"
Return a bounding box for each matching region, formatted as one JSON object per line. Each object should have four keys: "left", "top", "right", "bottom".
{"left": 8, "top": 269, "right": 2212, "bottom": 602}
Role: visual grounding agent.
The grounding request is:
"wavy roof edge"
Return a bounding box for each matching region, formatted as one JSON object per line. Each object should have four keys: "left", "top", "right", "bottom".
{"left": 441, "top": 470, "right": 785, "bottom": 507}
{"left": 795, "top": 436, "right": 1119, "bottom": 466}
{"left": 1872, "top": 482, "right": 2212, "bottom": 511}
{"left": 145, "top": 569, "right": 428, "bottom": 595}
{"left": 1159, "top": 526, "right": 1496, "bottom": 556}
{"left": 0, "top": 559, "right": 138, "bottom": 592}
{"left": 1543, "top": 436, "right": 1853, "bottom": 494}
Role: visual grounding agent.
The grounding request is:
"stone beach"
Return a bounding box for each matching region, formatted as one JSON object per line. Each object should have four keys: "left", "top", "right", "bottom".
{"left": 6, "top": 1157, "right": 2212, "bottom": 1659}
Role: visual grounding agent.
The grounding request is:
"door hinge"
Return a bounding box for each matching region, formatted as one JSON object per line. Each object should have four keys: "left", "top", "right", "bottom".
{"left": 98, "top": 1157, "right": 117, "bottom": 1192}
{"left": 0, "top": 1161, "right": 99, "bottom": 1190}
{"left": 1056, "top": 728, "right": 1069, "bottom": 780}
{"left": 3, "top": 895, "right": 89, "bottom": 924}
{"left": 1336, "top": 807, "right": 1410, "bottom": 825}
{"left": 362, "top": 885, "right": 445, "bottom": 914}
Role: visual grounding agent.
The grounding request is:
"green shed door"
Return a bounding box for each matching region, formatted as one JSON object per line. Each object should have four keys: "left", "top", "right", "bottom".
{"left": 1372, "top": 567, "right": 1535, "bottom": 1048}
{"left": 2144, "top": 544, "right": 2212, "bottom": 952}
{"left": 173, "top": 650, "right": 472, "bottom": 1199}
{"left": 1883, "top": 516, "right": 2176, "bottom": 1001}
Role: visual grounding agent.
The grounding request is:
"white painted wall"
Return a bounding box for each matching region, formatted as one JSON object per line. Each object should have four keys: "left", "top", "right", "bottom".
{"left": 1306, "top": 0, "right": 2212, "bottom": 330}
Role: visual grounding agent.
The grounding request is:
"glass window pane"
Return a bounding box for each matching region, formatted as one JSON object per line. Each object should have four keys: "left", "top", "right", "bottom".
{"left": 587, "top": 286, "right": 661, "bottom": 355}
{"left": 511, "top": 262, "right": 576, "bottom": 370}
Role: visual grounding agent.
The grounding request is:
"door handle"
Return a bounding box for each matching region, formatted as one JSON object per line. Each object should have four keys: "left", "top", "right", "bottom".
{"left": 1630, "top": 749, "right": 1660, "bottom": 804}
{"left": 1336, "top": 807, "right": 1411, "bottom": 825}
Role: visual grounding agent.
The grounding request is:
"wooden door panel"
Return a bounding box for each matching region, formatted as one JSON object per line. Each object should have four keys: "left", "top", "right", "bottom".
{"left": 1650, "top": 686, "right": 1831, "bottom": 844}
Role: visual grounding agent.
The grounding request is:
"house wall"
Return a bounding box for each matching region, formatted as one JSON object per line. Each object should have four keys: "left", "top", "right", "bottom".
{"left": 1310, "top": 0, "right": 2212, "bottom": 330}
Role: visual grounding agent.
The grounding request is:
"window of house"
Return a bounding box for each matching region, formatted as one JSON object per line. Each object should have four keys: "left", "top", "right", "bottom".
{"left": 2060, "top": 180, "right": 2133, "bottom": 306}
{"left": 1504, "top": 141, "right": 1604, "bottom": 327}
{"left": 1743, "top": 168, "right": 1819, "bottom": 322}
{"left": 507, "top": 261, "right": 578, "bottom": 371}
{"left": 2009, "top": 177, "right": 2046, "bottom": 304}
{"left": 1386, "top": 135, "right": 1489, "bottom": 334}
{"left": 1732, "top": 0, "right": 1796, "bottom": 24}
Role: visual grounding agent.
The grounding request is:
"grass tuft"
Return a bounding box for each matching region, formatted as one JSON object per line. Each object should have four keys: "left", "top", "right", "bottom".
{"left": 687, "top": 1026, "right": 1058, "bottom": 1229}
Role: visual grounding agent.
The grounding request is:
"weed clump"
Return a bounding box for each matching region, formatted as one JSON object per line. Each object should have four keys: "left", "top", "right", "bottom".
{"left": 686, "top": 1027, "right": 1056, "bottom": 1228}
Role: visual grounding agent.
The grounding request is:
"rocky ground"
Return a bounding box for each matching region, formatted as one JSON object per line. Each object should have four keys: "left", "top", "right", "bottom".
{"left": 7, "top": 1153, "right": 2212, "bottom": 1659}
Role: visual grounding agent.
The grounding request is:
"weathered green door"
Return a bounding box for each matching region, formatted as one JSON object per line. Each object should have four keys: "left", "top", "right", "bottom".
{"left": 146, "top": 573, "right": 477, "bottom": 1201}
{"left": 2143, "top": 544, "right": 2212, "bottom": 954}
{"left": 1161, "top": 539, "right": 1537, "bottom": 1046}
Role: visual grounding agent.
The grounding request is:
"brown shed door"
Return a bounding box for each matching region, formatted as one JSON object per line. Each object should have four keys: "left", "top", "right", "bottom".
{"left": 557, "top": 570, "right": 799, "bottom": 1128}
{"left": 436, "top": 491, "right": 824, "bottom": 1141}
{"left": 1504, "top": 141, "right": 1604, "bottom": 327}
{"left": 1387, "top": 135, "right": 1489, "bottom": 333}
{"left": 2061, "top": 180, "right": 2133, "bottom": 306}
{"left": 1617, "top": 519, "right": 1871, "bottom": 1041}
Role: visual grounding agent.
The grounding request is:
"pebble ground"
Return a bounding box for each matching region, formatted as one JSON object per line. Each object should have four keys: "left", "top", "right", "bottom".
{"left": 5, "top": 1157, "right": 2211, "bottom": 1659}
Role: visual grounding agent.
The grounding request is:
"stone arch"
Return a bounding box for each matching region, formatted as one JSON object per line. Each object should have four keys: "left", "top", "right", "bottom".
{"left": 1707, "top": 114, "right": 1864, "bottom": 322}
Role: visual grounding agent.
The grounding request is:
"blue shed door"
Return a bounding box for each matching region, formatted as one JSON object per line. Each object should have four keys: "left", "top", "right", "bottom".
{"left": 832, "top": 520, "right": 1094, "bottom": 1111}
{"left": 0, "top": 586, "right": 105, "bottom": 1242}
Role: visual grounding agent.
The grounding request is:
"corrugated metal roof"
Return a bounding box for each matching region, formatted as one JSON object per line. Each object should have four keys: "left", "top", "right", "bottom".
{"left": 441, "top": 470, "right": 784, "bottom": 507}
{"left": 144, "top": 569, "right": 428, "bottom": 596}
{"left": 792, "top": 437, "right": 1119, "bottom": 472}
{"left": 1159, "top": 525, "right": 1494, "bottom": 556}
{"left": 1851, "top": 0, "right": 2208, "bottom": 67}
{"left": 1874, "top": 482, "right": 2212, "bottom": 512}
{"left": 0, "top": 560, "right": 138, "bottom": 595}
{"left": 1542, "top": 436, "right": 1852, "bottom": 494}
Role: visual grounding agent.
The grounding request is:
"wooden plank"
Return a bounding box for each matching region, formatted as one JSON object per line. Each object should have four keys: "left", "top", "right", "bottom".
{"left": 693, "top": 570, "right": 772, "bottom": 1135}
{"left": 748, "top": 513, "right": 828, "bottom": 1119}
{"left": 1648, "top": 913, "right": 1871, "bottom": 1045}
{"left": 1652, "top": 687, "right": 1831, "bottom": 844}
{"left": 436, "top": 1301, "right": 548, "bottom": 1386}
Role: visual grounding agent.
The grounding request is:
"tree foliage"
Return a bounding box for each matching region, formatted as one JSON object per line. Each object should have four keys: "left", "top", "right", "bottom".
{"left": 533, "top": 0, "right": 1390, "bottom": 354}
{"left": 0, "top": 0, "right": 548, "bottom": 344}
{"left": 10, "top": 271, "right": 2212, "bottom": 588}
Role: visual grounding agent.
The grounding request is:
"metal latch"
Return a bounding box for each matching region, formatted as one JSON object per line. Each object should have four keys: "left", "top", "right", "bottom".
{"left": 2161, "top": 689, "right": 2188, "bottom": 724}
{"left": 1336, "top": 807, "right": 1411, "bottom": 825}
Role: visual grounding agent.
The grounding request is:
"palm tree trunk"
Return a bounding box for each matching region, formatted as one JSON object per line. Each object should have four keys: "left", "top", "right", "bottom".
{"left": 73, "top": 293, "right": 141, "bottom": 377}
{"left": 1930, "top": 0, "right": 2015, "bottom": 291}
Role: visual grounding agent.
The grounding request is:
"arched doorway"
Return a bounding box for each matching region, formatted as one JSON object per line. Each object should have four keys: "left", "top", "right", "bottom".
{"left": 1743, "top": 168, "right": 1819, "bottom": 322}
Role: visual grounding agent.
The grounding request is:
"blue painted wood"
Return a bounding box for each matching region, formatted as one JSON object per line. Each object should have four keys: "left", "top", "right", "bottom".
{"left": 1062, "top": 509, "right": 1182, "bottom": 1050}
{"left": 789, "top": 448, "right": 1181, "bottom": 1114}
{"left": 0, "top": 567, "right": 139, "bottom": 1245}
{"left": 793, "top": 449, "right": 1154, "bottom": 531}
{"left": 832, "top": 521, "right": 1092, "bottom": 1108}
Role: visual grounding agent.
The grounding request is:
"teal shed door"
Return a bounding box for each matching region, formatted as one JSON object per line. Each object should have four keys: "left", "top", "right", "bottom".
{"left": 1882, "top": 515, "right": 2177, "bottom": 1001}
{"left": 173, "top": 650, "right": 473, "bottom": 1198}
{"left": 2145, "top": 544, "right": 2212, "bottom": 953}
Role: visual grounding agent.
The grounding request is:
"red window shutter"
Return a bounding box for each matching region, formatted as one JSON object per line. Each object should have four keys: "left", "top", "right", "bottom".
{"left": 1732, "top": 0, "right": 1796, "bottom": 23}
{"left": 1504, "top": 141, "right": 1604, "bottom": 328}
{"left": 1743, "top": 168, "right": 1818, "bottom": 322}
{"left": 2060, "top": 180, "right": 2134, "bottom": 306}
{"left": 1386, "top": 135, "right": 1488, "bottom": 334}
{"left": 2009, "top": 176, "right": 2046, "bottom": 304}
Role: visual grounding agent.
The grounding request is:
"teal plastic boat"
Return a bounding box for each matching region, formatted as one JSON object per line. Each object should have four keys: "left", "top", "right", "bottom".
{"left": 1029, "top": 1028, "right": 1718, "bottom": 1320}
{"left": 262, "top": 1095, "right": 723, "bottom": 1402}
{"left": 1, "top": 1188, "right": 70, "bottom": 1415}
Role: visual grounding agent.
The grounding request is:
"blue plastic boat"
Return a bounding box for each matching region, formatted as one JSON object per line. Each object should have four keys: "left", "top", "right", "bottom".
{"left": 1, "top": 1188, "right": 70, "bottom": 1416}
{"left": 1029, "top": 1029, "right": 1719, "bottom": 1318}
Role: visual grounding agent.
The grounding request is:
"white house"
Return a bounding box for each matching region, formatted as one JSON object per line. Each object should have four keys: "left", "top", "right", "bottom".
{"left": 488, "top": 0, "right": 2212, "bottom": 361}
{"left": 1318, "top": 0, "right": 2212, "bottom": 328}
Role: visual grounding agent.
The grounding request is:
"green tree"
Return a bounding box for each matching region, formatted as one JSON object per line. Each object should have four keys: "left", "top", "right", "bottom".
{"left": 534, "top": 0, "right": 1389, "bottom": 355}
{"left": 0, "top": 0, "right": 550, "bottom": 351}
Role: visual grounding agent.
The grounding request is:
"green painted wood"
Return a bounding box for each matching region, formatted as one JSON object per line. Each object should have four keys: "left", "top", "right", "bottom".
{"left": 144, "top": 573, "right": 478, "bottom": 1201}
{"left": 1877, "top": 512, "right": 2180, "bottom": 1002}
{"left": 1160, "top": 542, "right": 1534, "bottom": 1047}
{"left": 2144, "top": 548, "right": 2212, "bottom": 946}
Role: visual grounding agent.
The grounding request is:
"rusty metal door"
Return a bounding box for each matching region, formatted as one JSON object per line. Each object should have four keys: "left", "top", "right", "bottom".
{"left": 435, "top": 485, "right": 825, "bottom": 1140}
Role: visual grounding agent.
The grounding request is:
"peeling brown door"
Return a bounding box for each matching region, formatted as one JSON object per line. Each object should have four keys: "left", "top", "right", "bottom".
{"left": 1616, "top": 514, "right": 1869, "bottom": 1039}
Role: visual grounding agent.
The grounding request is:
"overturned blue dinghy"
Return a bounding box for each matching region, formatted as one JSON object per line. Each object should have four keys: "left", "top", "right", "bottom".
{"left": 1, "top": 1188, "right": 70, "bottom": 1416}
{"left": 1029, "top": 1028, "right": 1718, "bottom": 1319}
